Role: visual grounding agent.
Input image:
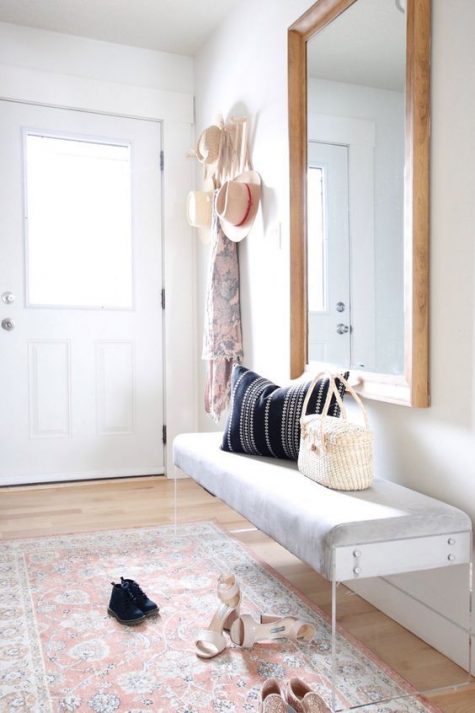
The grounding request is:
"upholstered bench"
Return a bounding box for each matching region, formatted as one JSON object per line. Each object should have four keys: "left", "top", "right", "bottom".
{"left": 173, "top": 432, "right": 472, "bottom": 583}
{"left": 173, "top": 431, "right": 472, "bottom": 710}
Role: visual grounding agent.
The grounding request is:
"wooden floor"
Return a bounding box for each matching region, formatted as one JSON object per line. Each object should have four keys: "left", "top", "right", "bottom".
{"left": 1, "top": 476, "right": 473, "bottom": 712}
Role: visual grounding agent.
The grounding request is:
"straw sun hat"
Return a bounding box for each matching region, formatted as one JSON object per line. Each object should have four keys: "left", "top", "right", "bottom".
{"left": 216, "top": 170, "right": 261, "bottom": 242}
{"left": 195, "top": 125, "right": 222, "bottom": 165}
{"left": 186, "top": 190, "right": 213, "bottom": 228}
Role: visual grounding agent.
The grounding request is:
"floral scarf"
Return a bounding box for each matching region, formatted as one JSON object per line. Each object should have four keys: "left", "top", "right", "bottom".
{"left": 202, "top": 222, "right": 243, "bottom": 422}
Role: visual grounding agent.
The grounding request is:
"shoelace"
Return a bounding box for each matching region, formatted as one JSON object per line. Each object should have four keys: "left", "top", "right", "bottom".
{"left": 111, "top": 581, "right": 140, "bottom": 604}
{"left": 120, "top": 577, "right": 146, "bottom": 601}
{"left": 123, "top": 586, "right": 140, "bottom": 604}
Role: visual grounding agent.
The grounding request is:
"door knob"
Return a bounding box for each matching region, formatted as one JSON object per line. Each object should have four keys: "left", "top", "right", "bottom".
{"left": 1, "top": 318, "right": 15, "bottom": 331}
{"left": 1, "top": 291, "right": 15, "bottom": 305}
{"left": 336, "top": 323, "right": 349, "bottom": 335}
{"left": 336, "top": 301, "right": 345, "bottom": 312}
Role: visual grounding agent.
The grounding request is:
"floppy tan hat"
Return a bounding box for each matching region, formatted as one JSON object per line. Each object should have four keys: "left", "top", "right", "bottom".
{"left": 195, "top": 125, "right": 222, "bottom": 165}
{"left": 216, "top": 170, "right": 261, "bottom": 242}
{"left": 186, "top": 190, "right": 213, "bottom": 228}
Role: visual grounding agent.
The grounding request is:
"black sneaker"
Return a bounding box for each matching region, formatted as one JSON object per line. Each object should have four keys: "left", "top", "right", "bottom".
{"left": 120, "top": 577, "right": 159, "bottom": 617}
{"left": 108, "top": 581, "right": 146, "bottom": 625}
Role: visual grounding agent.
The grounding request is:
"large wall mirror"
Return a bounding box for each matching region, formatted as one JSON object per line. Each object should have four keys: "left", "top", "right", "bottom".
{"left": 289, "top": 0, "right": 430, "bottom": 406}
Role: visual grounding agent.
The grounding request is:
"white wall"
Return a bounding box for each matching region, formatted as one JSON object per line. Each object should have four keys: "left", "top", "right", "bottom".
{"left": 308, "top": 78, "right": 405, "bottom": 374}
{"left": 195, "top": 0, "right": 475, "bottom": 669}
{"left": 195, "top": 0, "right": 308, "bottom": 430}
{"left": 0, "top": 22, "right": 197, "bottom": 472}
{"left": 0, "top": 22, "right": 192, "bottom": 93}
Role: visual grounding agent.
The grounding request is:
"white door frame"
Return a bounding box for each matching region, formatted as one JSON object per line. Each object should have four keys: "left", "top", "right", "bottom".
{"left": 0, "top": 62, "right": 197, "bottom": 476}
{"left": 308, "top": 113, "right": 376, "bottom": 373}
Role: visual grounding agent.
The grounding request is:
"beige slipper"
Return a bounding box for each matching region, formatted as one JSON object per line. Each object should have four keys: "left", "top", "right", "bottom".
{"left": 259, "top": 678, "right": 287, "bottom": 713}
{"left": 286, "top": 677, "right": 331, "bottom": 713}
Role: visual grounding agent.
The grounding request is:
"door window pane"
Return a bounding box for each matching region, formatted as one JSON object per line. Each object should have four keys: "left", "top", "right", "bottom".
{"left": 307, "top": 166, "right": 326, "bottom": 312}
{"left": 25, "top": 134, "right": 133, "bottom": 308}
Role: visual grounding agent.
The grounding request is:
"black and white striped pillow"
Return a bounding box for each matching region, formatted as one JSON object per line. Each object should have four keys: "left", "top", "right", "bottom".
{"left": 221, "top": 365, "right": 348, "bottom": 460}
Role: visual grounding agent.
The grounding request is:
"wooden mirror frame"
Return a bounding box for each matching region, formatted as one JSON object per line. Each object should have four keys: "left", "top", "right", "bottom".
{"left": 289, "top": 0, "right": 430, "bottom": 407}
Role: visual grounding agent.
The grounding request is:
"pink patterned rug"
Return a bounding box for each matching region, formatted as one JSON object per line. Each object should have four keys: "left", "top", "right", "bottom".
{"left": 0, "top": 522, "right": 441, "bottom": 713}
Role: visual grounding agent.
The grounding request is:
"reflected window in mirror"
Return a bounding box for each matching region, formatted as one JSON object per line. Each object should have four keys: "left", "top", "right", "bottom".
{"left": 307, "top": 165, "right": 326, "bottom": 315}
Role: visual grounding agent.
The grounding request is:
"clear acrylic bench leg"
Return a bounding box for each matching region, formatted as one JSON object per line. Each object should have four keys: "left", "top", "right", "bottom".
{"left": 173, "top": 466, "right": 179, "bottom": 534}
{"left": 328, "top": 562, "right": 473, "bottom": 712}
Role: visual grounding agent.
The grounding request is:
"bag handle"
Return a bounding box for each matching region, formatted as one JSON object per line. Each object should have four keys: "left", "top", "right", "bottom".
{"left": 301, "top": 371, "right": 347, "bottom": 419}
{"left": 320, "top": 374, "right": 369, "bottom": 452}
{"left": 322, "top": 373, "right": 370, "bottom": 428}
{"left": 300, "top": 373, "right": 346, "bottom": 454}
{"left": 301, "top": 371, "right": 322, "bottom": 417}
{"left": 301, "top": 372, "right": 369, "bottom": 427}
{"left": 320, "top": 374, "right": 346, "bottom": 419}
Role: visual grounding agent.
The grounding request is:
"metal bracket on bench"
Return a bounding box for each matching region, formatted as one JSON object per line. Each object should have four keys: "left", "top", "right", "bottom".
{"left": 333, "top": 531, "right": 472, "bottom": 581}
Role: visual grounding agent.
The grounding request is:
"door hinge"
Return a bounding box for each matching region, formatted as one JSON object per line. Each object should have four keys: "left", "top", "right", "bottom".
{"left": 160, "top": 150, "right": 164, "bottom": 171}
{"left": 161, "top": 288, "right": 165, "bottom": 310}
{"left": 162, "top": 425, "right": 167, "bottom": 445}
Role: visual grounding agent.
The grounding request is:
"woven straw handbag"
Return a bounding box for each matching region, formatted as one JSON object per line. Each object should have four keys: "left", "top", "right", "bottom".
{"left": 298, "top": 373, "right": 373, "bottom": 491}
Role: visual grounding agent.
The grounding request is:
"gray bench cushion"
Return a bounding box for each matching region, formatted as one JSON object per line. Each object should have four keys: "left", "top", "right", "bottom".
{"left": 173, "top": 432, "right": 472, "bottom": 580}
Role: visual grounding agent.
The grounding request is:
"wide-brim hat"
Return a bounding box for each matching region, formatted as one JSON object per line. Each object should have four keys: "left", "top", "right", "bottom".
{"left": 195, "top": 125, "right": 222, "bottom": 165}
{"left": 186, "top": 190, "right": 213, "bottom": 228}
{"left": 216, "top": 170, "right": 261, "bottom": 242}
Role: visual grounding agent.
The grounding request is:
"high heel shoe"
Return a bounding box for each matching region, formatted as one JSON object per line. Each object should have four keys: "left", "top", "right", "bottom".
{"left": 218, "top": 572, "right": 241, "bottom": 631}
{"left": 194, "top": 573, "right": 241, "bottom": 658}
{"left": 286, "top": 677, "right": 331, "bottom": 713}
{"left": 259, "top": 678, "right": 287, "bottom": 713}
{"left": 229, "top": 613, "right": 315, "bottom": 648}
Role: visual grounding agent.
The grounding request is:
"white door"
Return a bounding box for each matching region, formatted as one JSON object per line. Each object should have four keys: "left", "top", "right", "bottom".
{"left": 307, "top": 141, "right": 351, "bottom": 366}
{"left": 0, "top": 101, "right": 164, "bottom": 485}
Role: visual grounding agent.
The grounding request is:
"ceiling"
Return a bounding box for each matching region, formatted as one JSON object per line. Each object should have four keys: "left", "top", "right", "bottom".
{"left": 307, "top": 0, "right": 406, "bottom": 91}
{"left": 0, "top": 0, "right": 240, "bottom": 55}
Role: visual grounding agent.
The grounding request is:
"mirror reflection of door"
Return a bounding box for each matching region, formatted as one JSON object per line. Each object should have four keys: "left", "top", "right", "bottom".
{"left": 305, "top": 0, "right": 406, "bottom": 378}
{"left": 307, "top": 141, "right": 350, "bottom": 366}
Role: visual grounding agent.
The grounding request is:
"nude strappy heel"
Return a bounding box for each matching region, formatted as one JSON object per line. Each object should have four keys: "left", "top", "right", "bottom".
{"left": 194, "top": 573, "right": 241, "bottom": 659}
{"left": 229, "top": 613, "right": 315, "bottom": 648}
{"left": 218, "top": 573, "right": 241, "bottom": 631}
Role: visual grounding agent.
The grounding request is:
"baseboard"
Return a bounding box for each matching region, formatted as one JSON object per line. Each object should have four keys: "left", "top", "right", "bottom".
{"left": 349, "top": 576, "right": 474, "bottom": 675}
{"left": 1, "top": 467, "right": 165, "bottom": 486}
